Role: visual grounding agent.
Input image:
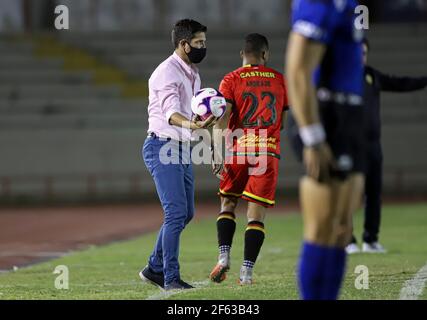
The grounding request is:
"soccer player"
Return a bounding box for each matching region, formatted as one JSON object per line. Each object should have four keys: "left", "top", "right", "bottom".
{"left": 209, "top": 33, "right": 289, "bottom": 285}
{"left": 140, "top": 19, "right": 215, "bottom": 291}
{"left": 286, "top": 0, "right": 365, "bottom": 299}
{"left": 346, "top": 38, "right": 427, "bottom": 254}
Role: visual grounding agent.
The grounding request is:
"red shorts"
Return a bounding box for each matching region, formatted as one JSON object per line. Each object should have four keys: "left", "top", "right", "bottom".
{"left": 219, "top": 156, "right": 279, "bottom": 207}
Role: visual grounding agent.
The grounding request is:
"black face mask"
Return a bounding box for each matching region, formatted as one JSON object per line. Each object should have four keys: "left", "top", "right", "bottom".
{"left": 186, "top": 45, "right": 207, "bottom": 64}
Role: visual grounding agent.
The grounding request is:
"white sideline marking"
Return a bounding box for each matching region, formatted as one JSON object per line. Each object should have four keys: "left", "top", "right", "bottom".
{"left": 399, "top": 261, "right": 427, "bottom": 300}
{"left": 145, "top": 280, "right": 209, "bottom": 300}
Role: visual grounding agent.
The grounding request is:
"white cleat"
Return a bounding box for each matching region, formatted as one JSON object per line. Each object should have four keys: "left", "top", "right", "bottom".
{"left": 218, "top": 252, "right": 231, "bottom": 269}
{"left": 362, "top": 242, "right": 387, "bottom": 253}
{"left": 239, "top": 266, "right": 253, "bottom": 285}
{"left": 345, "top": 243, "right": 361, "bottom": 254}
{"left": 209, "top": 252, "right": 231, "bottom": 283}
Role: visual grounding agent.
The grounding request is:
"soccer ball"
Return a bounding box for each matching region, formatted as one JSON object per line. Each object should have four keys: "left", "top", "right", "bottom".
{"left": 191, "top": 88, "right": 227, "bottom": 120}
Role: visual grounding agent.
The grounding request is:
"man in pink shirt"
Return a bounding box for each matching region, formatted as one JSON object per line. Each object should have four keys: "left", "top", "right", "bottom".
{"left": 139, "top": 19, "right": 215, "bottom": 291}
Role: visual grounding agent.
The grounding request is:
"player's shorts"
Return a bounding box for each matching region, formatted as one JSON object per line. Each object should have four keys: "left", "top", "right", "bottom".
{"left": 287, "top": 100, "right": 366, "bottom": 180}
{"left": 219, "top": 155, "right": 279, "bottom": 208}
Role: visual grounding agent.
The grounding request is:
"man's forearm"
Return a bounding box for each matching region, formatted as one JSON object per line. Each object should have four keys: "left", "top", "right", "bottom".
{"left": 212, "top": 103, "right": 231, "bottom": 149}
{"left": 212, "top": 125, "right": 224, "bottom": 150}
{"left": 288, "top": 73, "right": 327, "bottom": 147}
{"left": 169, "top": 112, "right": 199, "bottom": 130}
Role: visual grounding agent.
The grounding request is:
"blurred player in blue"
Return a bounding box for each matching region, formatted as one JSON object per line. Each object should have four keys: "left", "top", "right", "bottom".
{"left": 286, "top": 0, "right": 365, "bottom": 299}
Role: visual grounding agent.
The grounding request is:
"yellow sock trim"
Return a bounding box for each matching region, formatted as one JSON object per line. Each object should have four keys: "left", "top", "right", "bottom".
{"left": 246, "top": 226, "right": 265, "bottom": 234}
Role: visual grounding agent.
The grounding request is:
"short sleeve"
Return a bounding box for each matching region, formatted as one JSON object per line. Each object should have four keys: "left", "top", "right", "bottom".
{"left": 291, "top": 0, "right": 333, "bottom": 44}
{"left": 219, "top": 73, "right": 236, "bottom": 104}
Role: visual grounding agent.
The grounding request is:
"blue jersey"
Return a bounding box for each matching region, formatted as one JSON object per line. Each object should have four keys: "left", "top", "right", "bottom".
{"left": 291, "top": 0, "right": 364, "bottom": 97}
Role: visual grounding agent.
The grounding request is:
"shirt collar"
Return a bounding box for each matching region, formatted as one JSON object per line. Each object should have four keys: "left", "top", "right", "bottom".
{"left": 172, "top": 52, "right": 198, "bottom": 76}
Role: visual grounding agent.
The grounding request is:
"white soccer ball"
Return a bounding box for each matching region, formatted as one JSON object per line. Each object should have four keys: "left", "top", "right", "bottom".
{"left": 191, "top": 88, "right": 226, "bottom": 120}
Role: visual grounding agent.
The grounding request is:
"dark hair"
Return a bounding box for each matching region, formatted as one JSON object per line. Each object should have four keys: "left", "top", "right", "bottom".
{"left": 243, "top": 33, "right": 269, "bottom": 56}
{"left": 363, "top": 38, "right": 370, "bottom": 51}
{"left": 171, "top": 19, "right": 207, "bottom": 49}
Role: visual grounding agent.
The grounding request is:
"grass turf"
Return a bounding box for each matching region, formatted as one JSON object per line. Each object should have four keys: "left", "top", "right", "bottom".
{"left": 0, "top": 203, "right": 426, "bottom": 300}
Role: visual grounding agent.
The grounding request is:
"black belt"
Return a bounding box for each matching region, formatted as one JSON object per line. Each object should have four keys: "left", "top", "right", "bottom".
{"left": 148, "top": 132, "right": 171, "bottom": 140}
{"left": 147, "top": 132, "right": 189, "bottom": 144}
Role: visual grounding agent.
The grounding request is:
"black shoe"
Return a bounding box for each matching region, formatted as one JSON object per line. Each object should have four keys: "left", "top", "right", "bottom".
{"left": 139, "top": 265, "right": 165, "bottom": 289}
{"left": 164, "top": 279, "right": 194, "bottom": 291}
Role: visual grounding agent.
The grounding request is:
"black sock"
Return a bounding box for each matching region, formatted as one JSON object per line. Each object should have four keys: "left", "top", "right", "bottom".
{"left": 217, "top": 211, "right": 236, "bottom": 252}
{"left": 244, "top": 221, "right": 265, "bottom": 265}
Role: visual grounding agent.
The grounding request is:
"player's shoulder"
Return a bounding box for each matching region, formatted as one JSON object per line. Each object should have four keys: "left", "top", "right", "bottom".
{"left": 292, "top": 0, "right": 358, "bottom": 25}
{"left": 220, "top": 67, "right": 243, "bottom": 86}
{"left": 223, "top": 67, "right": 245, "bottom": 79}
{"left": 292, "top": 0, "right": 358, "bottom": 43}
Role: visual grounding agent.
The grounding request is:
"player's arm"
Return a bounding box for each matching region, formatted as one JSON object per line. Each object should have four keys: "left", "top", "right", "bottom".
{"left": 169, "top": 112, "right": 216, "bottom": 130}
{"left": 281, "top": 111, "right": 286, "bottom": 131}
{"left": 211, "top": 74, "right": 234, "bottom": 177}
{"left": 281, "top": 106, "right": 289, "bottom": 131}
{"left": 286, "top": 32, "right": 334, "bottom": 181}
{"left": 286, "top": 33, "right": 324, "bottom": 126}
{"left": 211, "top": 102, "right": 232, "bottom": 178}
{"left": 280, "top": 76, "right": 290, "bottom": 131}
{"left": 212, "top": 102, "right": 231, "bottom": 157}
{"left": 213, "top": 102, "right": 231, "bottom": 131}
{"left": 375, "top": 68, "right": 427, "bottom": 92}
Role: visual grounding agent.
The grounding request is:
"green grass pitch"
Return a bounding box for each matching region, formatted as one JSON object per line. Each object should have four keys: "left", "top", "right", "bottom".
{"left": 1, "top": 203, "right": 426, "bottom": 300}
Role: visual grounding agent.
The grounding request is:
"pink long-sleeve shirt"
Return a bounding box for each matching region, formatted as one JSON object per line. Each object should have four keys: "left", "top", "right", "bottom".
{"left": 147, "top": 52, "right": 201, "bottom": 142}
